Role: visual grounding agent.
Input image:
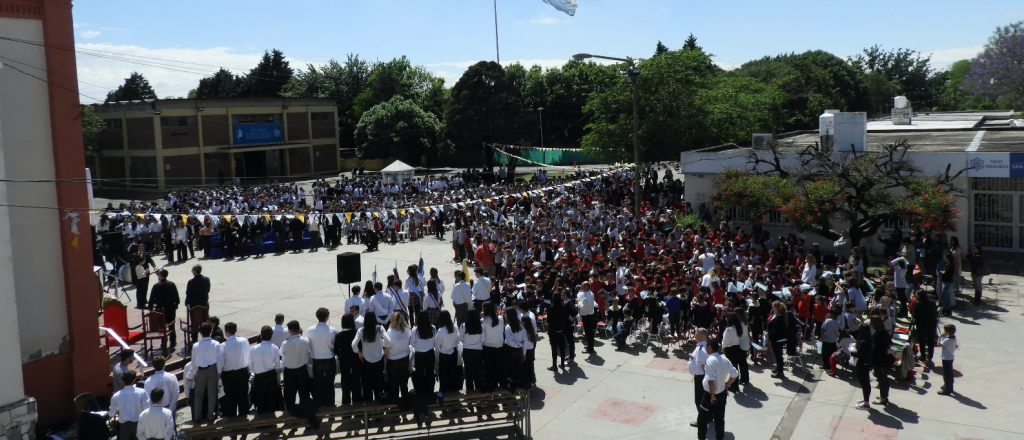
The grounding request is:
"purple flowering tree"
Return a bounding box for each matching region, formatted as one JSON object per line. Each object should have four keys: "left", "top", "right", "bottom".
{"left": 965, "top": 23, "right": 1024, "bottom": 107}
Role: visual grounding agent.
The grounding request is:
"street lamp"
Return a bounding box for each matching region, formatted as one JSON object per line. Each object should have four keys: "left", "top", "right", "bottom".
{"left": 537, "top": 107, "right": 545, "bottom": 166}
{"left": 572, "top": 53, "right": 641, "bottom": 218}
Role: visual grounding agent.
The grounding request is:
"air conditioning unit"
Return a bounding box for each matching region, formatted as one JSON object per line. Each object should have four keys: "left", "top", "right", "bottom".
{"left": 752, "top": 133, "right": 772, "bottom": 150}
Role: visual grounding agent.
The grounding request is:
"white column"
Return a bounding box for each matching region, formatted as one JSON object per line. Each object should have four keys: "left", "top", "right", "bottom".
{"left": 0, "top": 100, "right": 27, "bottom": 407}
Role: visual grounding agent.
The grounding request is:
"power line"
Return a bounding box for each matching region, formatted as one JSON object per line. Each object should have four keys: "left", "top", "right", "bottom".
{"left": 0, "top": 61, "right": 106, "bottom": 102}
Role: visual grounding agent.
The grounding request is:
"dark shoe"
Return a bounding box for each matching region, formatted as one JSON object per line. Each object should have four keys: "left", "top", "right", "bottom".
{"left": 547, "top": 366, "right": 558, "bottom": 371}
{"left": 937, "top": 388, "right": 951, "bottom": 396}
{"left": 689, "top": 421, "right": 699, "bottom": 427}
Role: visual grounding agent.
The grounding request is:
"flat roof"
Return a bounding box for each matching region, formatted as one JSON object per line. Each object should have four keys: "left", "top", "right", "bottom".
{"left": 93, "top": 97, "right": 337, "bottom": 111}
{"left": 700, "top": 110, "right": 1023, "bottom": 153}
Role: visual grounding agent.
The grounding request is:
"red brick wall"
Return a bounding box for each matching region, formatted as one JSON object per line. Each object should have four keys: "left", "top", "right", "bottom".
{"left": 163, "top": 154, "right": 202, "bottom": 186}
{"left": 161, "top": 126, "right": 199, "bottom": 149}
{"left": 125, "top": 117, "right": 155, "bottom": 150}
{"left": 287, "top": 112, "right": 309, "bottom": 141}
{"left": 313, "top": 144, "right": 337, "bottom": 173}
{"left": 202, "top": 115, "right": 229, "bottom": 146}
{"left": 288, "top": 148, "right": 311, "bottom": 175}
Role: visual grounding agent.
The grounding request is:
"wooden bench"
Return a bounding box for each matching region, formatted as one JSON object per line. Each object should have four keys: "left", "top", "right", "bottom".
{"left": 183, "top": 389, "right": 531, "bottom": 440}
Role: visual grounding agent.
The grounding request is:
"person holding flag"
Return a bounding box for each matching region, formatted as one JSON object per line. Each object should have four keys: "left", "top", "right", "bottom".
{"left": 371, "top": 281, "right": 394, "bottom": 327}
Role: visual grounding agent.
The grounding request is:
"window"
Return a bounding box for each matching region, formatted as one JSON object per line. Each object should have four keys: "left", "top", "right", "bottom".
{"left": 233, "top": 114, "right": 281, "bottom": 124}
{"left": 971, "top": 177, "right": 1024, "bottom": 192}
{"left": 725, "top": 206, "right": 751, "bottom": 222}
{"left": 310, "top": 112, "right": 334, "bottom": 121}
{"left": 973, "top": 193, "right": 1014, "bottom": 223}
{"left": 765, "top": 210, "right": 784, "bottom": 225}
{"left": 160, "top": 116, "right": 197, "bottom": 127}
{"left": 104, "top": 119, "right": 123, "bottom": 130}
{"left": 882, "top": 217, "right": 910, "bottom": 230}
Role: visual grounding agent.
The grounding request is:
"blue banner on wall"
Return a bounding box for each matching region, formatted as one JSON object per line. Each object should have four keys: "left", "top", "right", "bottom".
{"left": 234, "top": 123, "right": 282, "bottom": 145}
{"left": 1011, "top": 152, "right": 1024, "bottom": 178}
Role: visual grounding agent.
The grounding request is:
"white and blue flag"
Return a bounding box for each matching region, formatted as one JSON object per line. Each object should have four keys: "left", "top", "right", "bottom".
{"left": 542, "top": 0, "right": 577, "bottom": 16}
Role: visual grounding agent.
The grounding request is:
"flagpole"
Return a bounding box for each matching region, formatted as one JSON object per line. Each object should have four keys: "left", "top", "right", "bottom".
{"left": 493, "top": 0, "right": 500, "bottom": 64}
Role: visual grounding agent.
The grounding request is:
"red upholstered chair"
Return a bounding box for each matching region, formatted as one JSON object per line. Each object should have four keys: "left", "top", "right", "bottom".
{"left": 102, "top": 301, "right": 144, "bottom": 350}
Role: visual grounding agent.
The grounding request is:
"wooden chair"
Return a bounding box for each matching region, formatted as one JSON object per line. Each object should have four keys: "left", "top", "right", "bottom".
{"left": 143, "top": 311, "right": 172, "bottom": 358}
{"left": 102, "top": 301, "right": 144, "bottom": 351}
{"left": 178, "top": 305, "right": 209, "bottom": 354}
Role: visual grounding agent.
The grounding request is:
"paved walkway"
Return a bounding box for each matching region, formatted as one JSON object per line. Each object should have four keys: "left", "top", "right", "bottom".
{"left": 150, "top": 233, "right": 1024, "bottom": 440}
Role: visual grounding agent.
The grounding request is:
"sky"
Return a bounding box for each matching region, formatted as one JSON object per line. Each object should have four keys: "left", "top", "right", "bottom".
{"left": 65, "top": 0, "right": 1021, "bottom": 103}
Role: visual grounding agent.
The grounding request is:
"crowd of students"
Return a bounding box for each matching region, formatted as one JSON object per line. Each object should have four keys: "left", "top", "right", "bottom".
{"left": 104, "top": 165, "right": 979, "bottom": 440}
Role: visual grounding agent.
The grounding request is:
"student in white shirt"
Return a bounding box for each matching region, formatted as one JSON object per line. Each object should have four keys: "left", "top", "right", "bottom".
{"left": 696, "top": 339, "right": 739, "bottom": 440}
{"left": 502, "top": 307, "right": 528, "bottom": 391}
{"left": 450, "top": 271, "right": 472, "bottom": 326}
{"left": 480, "top": 302, "right": 505, "bottom": 392}
{"left": 385, "top": 312, "right": 413, "bottom": 402}
{"left": 143, "top": 357, "right": 179, "bottom": 414}
{"left": 433, "top": 311, "right": 461, "bottom": 394}
{"left": 344, "top": 287, "right": 366, "bottom": 320}
{"left": 721, "top": 313, "right": 750, "bottom": 391}
{"left": 219, "top": 322, "right": 251, "bottom": 418}
{"left": 352, "top": 312, "right": 392, "bottom": 401}
{"left": 249, "top": 326, "right": 283, "bottom": 414}
{"left": 307, "top": 308, "right": 338, "bottom": 407}
{"left": 687, "top": 328, "right": 709, "bottom": 428}
{"left": 271, "top": 314, "right": 289, "bottom": 348}
{"left": 110, "top": 369, "right": 149, "bottom": 440}
{"left": 188, "top": 323, "right": 221, "bottom": 422}
{"left": 521, "top": 316, "right": 538, "bottom": 389}
{"left": 137, "top": 389, "right": 175, "bottom": 440}
{"left": 460, "top": 312, "right": 485, "bottom": 392}
{"left": 938, "top": 324, "right": 958, "bottom": 395}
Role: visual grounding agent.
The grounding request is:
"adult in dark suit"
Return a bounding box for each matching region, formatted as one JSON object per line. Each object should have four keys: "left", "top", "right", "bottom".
{"left": 185, "top": 264, "right": 210, "bottom": 309}
{"left": 149, "top": 269, "right": 180, "bottom": 349}
{"left": 272, "top": 216, "right": 286, "bottom": 253}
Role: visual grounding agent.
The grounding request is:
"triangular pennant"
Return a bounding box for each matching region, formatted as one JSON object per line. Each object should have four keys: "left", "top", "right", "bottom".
{"left": 345, "top": 213, "right": 352, "bottom": 222}
{"left": 297, "top": 214, "right": 305, "bottom": 223}
{"left": 263, "top": 215, "right": 271, "bottom": 222}
{"left": 399, "top": 209, "right": 405, "bottom": 216}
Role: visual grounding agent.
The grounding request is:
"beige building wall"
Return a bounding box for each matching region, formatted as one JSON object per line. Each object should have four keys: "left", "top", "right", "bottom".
{"left": 0, "top": 16, "right": 70, "bottom": 400}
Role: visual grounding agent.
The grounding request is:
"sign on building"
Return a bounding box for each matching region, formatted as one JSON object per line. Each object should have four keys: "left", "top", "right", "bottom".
{"left": 966, "top": 152, "right": 1024, "bottom": 177}
{"left": 235, "top": 123, "right": 283, "bottom": 145}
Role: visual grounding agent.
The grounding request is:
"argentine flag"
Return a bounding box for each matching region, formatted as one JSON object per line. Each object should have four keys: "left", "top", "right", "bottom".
{"left": 543, "top": 0, "right": 577, "bottom": 16}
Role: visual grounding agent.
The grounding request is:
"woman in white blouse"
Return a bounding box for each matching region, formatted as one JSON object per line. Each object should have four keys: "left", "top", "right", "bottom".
{"left": 385, "top": 312, "right": 412, "bottom": 402}
{"left": 801, "top": 254, "right": 818, "bottom": 285}
{"left": 410, "top": 311, "right": 436, "bottom": 427}
{"left": 502, "top": 307, "right": 528, "bottom": 391}
{"left": 481, "top": 302, "right": 505, "bottom": 392}
{"left": 722, "top": 311, "right": 750, "bottom": 391}
{"left": 422, "top": 280, "right": 444, "bottom": 326}
{"left": 460, "top": 311, "right": 485, "bottom": 392}
{"left": 434, "top": 311, "right": 462, "bottom": 394}
{"left": 352, "top": 312, "right": 392, "bottom": 401}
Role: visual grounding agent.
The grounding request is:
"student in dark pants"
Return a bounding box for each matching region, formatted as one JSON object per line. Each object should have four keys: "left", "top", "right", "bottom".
{"left": 766, "top": 302, "right": 789, "bottom": 379}
{"left": 853, "top": 325, "right": 874, "bottom": 410}
{"left": 870, "top": 315, "right": 892, "bottom": 406}
{"left": 938, "top": 324, "right": 958, "bottom": 395}
{"left": 561, "top": 290, "right": 577, "bottom": 365}
{"left": 334, "top": 313, "right": 363, "bottom": 404}
{"left": 545, "top": 298, "right": 568, "bottom": 370}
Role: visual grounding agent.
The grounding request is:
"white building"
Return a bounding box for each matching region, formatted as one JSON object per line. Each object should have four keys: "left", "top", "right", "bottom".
{"left": 680, "top": 110, "right": 1024, "bottom": 254}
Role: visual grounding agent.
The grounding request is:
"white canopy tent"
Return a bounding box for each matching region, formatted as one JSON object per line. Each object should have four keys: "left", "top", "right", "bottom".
{"left": 380, "top": 160, "right": 416, "bottom": 186}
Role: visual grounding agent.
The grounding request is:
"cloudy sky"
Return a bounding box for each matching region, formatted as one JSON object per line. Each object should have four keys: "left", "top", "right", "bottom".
{"left": 59, "top": 0, "right": 1021, "bottom": 102}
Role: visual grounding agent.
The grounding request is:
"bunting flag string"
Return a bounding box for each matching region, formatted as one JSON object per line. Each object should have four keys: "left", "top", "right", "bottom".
{"left": 75, "top": 166, "right": 630, "bottom": 231}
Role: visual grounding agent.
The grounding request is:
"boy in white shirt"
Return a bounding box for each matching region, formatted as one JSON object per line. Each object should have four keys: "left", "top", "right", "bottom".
{"left": 938, "top": 324, "right": 958, "bottom": 395}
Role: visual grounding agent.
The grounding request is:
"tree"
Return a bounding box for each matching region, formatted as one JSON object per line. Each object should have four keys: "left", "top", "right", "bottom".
{"left": 935, "top": 60, "right": 999, "bottom": 110}
{"left": 850, "top": 45, "right": 935, "bottom": 114}
{"left": 80, "top": 105, "right": 104, "bottom": 167}
{"left": 443, "top": 61, "right": 524, "bottom": 170}
{"left": 712, "top": 140, "right": 961, "bottom": 246}
{"left": 352, "top": 56, "right": 446, "bottom": 120}
{"left": 581, "top": 49, "right": 781, "bottom": 163}
{"left": 736, "top": 50, "right": 870, "bottom": 130}
{"left": 282, "top": 54, "right": 372, "bottom": 150}
{"left": 683, "top": 34, "right": 702, "bottom": 52}
{"left": 239, "top": 49, "right": 293, "bottom": 98}
{"left": 354, "top": 96, "right": 441, "bottom": 162}
{"left": 105, "top": 71, "right": 156, "bottom": 103}
{"left": 195, "top": 68, "right": 242, "bottom": 99}
{"left": 965, "top": 25, "right": 1024, "bottom": 108}
{"left": 654, "top": 40, "right": 670, "bottom": 57}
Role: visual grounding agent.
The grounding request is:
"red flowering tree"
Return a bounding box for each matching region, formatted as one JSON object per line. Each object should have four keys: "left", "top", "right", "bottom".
{"left": 712, "top": 140, "right": 961, "bottom": 246}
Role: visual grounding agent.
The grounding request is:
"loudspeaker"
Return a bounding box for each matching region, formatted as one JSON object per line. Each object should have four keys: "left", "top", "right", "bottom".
{"left": 337, "top": 252, "right": 361, "bottom": 284}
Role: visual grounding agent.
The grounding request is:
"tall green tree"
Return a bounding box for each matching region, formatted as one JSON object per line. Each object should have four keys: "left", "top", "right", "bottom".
{"left": 654, "top": 40, "right": 670, "bottom": 57}
{"left": 352, "top": 56, "right": 446, "bottom": 119}
{"left": 683, "top": 34, "right": 702, "bottom": 52}
{"left": 239, "top": 49, "right": 293, "bottom": 98}
{"left": 282, "top": 54, "right": 372, "bottom": 150}
{"left": 354, "top": 96, "right": 441, "bottom": 162}
{"left": 80, "top": 105, "right": 104, "bottom": 167}
{"left": 195, "top": 68, "right": 242, "bottom": 99}
{"left": 104, "top": 71, "right": 157, "bottom": 103}
{"left": 736, "top": 50, "right": 870, "bottom": 130}
{"left": 850, "top": 45, "right": 935, "bottom": 114}
{"left": 443, "top": 61, "right": 524, "bottom": 170}
{"left": 581, "top": 49, "right": 782, "bottom": 163}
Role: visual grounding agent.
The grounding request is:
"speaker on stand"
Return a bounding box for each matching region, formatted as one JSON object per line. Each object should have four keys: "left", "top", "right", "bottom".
{"left": 337, "top": 252, "right": 361, "bottom": 297}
